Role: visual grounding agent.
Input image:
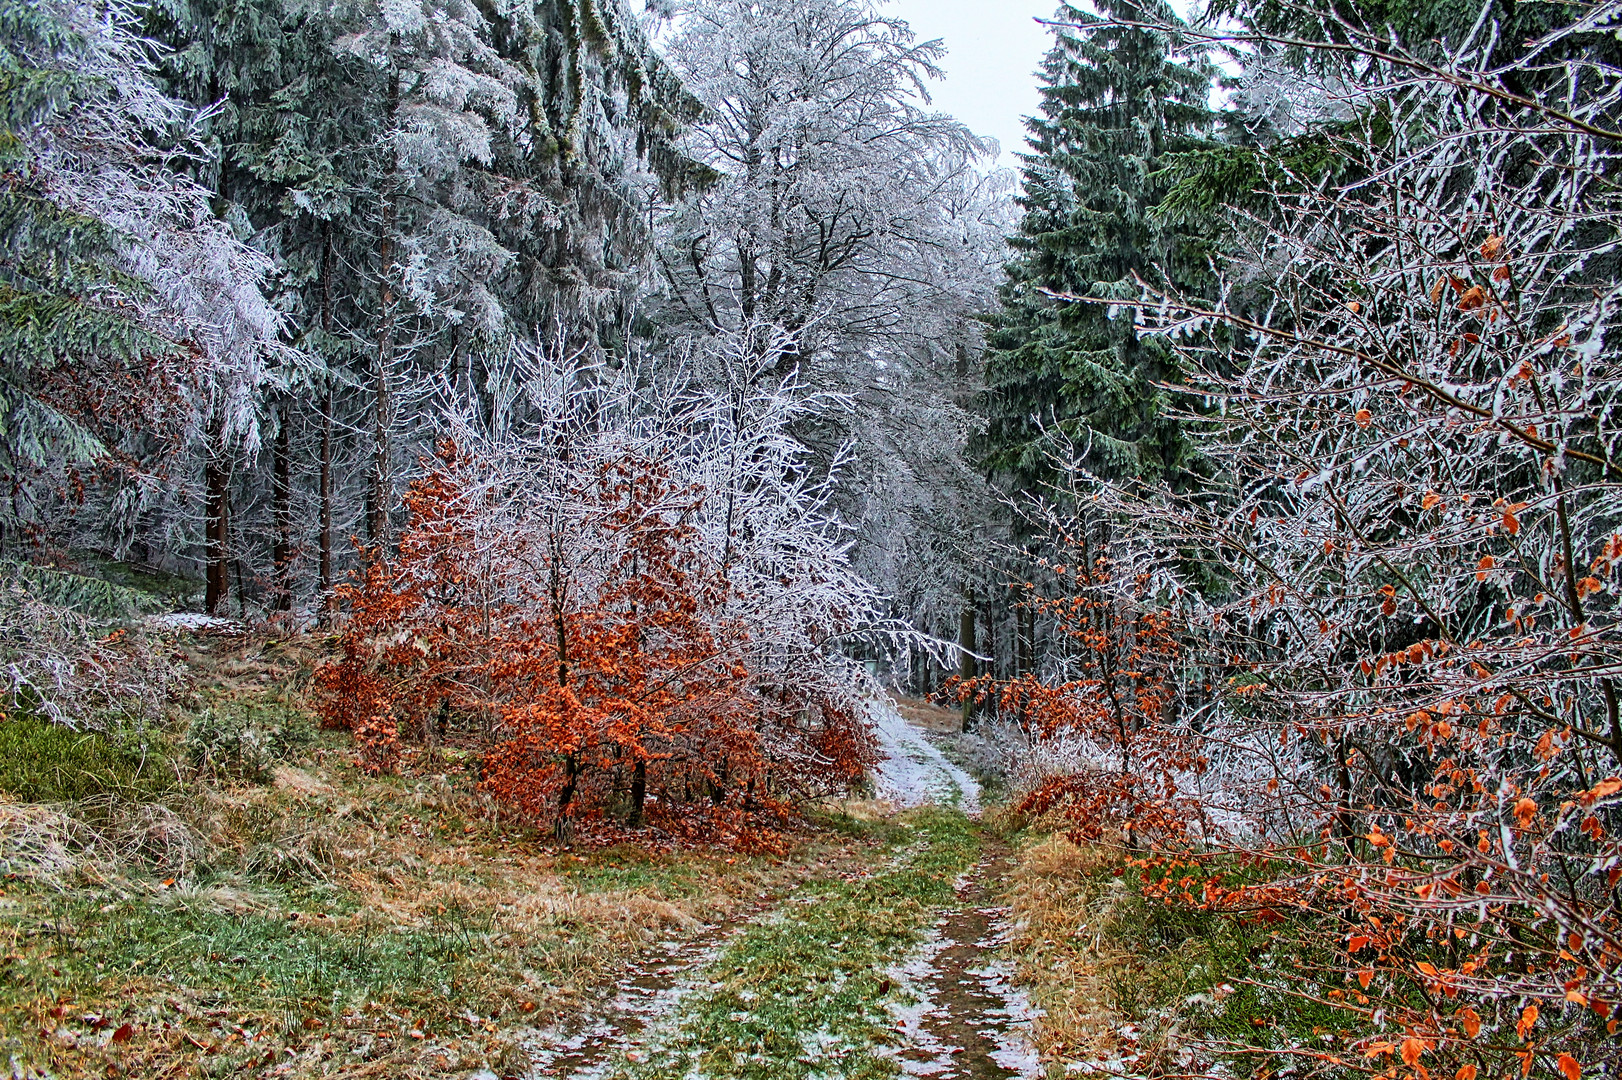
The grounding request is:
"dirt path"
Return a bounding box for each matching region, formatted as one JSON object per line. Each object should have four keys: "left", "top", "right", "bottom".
{"left": 514, "top": 899, "right": 774, "bottom": 1078}
{"left": 870, "top": 695, "right": 982, "bottom": 814}
{"left": 513, "top": 716, "right": 1033, "bottom": 1079}
{"left": 887, "top": 850, "right": 1042, "bottom": 1080}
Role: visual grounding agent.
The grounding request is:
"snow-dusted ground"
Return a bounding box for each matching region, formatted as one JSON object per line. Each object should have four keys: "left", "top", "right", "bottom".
{"left": 143, "top": 612, "right": 245, "bottom": 634}
{"left": 880, "top": 884, "right": 1044, "bottom": 1079}
{"left": 869, "top": 696, "right": 982, "bottom": 815}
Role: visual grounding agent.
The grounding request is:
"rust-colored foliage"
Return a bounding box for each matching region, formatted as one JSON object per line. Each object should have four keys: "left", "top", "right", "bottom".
{"left": 315, "top": 442, "right": 870, "bottom": 845}
{"left": 951, "top": 538, "right": 1199, "bottom": 846}
{"left": 480, "top": 457, "right": 754, "bottom": 828}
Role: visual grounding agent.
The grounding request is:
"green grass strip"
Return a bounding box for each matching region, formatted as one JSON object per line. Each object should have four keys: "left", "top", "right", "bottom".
{"left": 612, "top": 805, "right": 979, "bottom": 1080}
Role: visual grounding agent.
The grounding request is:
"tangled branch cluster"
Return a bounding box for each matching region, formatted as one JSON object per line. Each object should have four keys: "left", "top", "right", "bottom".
{"left": 315, "top": 345, "right": 902, "bottom": 844}
{"left": 979, "top": 5, "right": 1622, "bottom": 1078}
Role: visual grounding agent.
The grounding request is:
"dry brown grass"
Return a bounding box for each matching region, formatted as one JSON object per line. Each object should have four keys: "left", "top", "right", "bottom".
{"left": 0, "top": 630, "right": 891, "bottom": 1079}
{"left": 1002, "top": 831, "right": 1140, "bottom": 1071}
{"left": 892, "top": 695, "right": 963, "bottom": 733}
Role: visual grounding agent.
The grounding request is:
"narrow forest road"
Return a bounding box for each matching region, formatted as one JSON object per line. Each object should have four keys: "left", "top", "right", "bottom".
{"left": 884, "top": 851, "right": 1042, "bottom": 1079}
{"left": 513, "top": 697, "right": 1042, "bottom": 1080}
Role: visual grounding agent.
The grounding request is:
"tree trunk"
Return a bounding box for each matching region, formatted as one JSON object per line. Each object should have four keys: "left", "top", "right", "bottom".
{"left": 370, "top": 228, "right": 394, "bottom": 545}
{"left": 1017, "top": 602, "right": 1036, "bottom": 678}
{"left": 203, "top": 433, "right": 231, "bottom": 615}
{"left": 319, "top": 384, "right": 333, "bottom": 612}
{"left": 959, "top": 592, "right": 977, "bottom": 732}
{"left": 271, "top": 400, "right": 292, "bottom": 611}
{"left": 556, "top": 753, "right": 579, "bottom": 840}
{"left": 630, "top": 758, "right": 647, "bottom": 826}
{"left": 318, "top": 223, "right": 335, "bottom": 615}
{"left": 369, "top": 62, "right": 400, "bottom": 548}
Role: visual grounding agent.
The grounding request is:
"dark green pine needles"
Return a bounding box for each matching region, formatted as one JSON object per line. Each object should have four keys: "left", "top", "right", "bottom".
{"left": 0, "top": 0, "right": 178, "bottom": 484}
{"left": 977, "top": 0, "right": 1217, "bottom": 494}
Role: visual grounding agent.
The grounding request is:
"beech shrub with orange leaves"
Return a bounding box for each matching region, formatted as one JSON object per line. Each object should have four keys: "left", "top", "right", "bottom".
{"left": 990, "top": 5, "right": 1622, "bottom": 1080}
{"left": 951, "top": 508, "right": 1203, "bottom": 848}
{"left": 315, "top": 350, "right": 892, "bottom": 846}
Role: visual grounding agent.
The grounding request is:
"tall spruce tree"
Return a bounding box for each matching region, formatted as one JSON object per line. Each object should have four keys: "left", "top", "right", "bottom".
{"left": 977, "top": 0, "right": 1216, "bottom": 492}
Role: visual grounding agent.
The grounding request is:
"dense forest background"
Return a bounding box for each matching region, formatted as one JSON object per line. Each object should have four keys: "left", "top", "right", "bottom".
{"left": 4, "top": 0, "right": 1622, "bottom": 1075}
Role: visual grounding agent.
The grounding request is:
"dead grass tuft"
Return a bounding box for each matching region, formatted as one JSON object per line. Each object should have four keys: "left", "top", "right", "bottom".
{"left": 812, "top": 796, "right": 894, "bottom": 822}
{"left": 0, "top": 796, "right": 206, "bottom": 886}
{"left": 1003, "top": 832, "right": 1137, "bottom": 1069}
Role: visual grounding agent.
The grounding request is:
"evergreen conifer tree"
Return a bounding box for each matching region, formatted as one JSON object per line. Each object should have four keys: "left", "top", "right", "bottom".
{"left": 977, "top": 0, "right": 1216, "bottom": 492}
{"left": 0, "top": 0, "right": 280, "bottom": 558}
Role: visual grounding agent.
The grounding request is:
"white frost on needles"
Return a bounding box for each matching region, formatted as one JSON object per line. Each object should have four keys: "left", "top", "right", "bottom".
{"left": 868, "top": 697, "right": 981, "bottom": 815}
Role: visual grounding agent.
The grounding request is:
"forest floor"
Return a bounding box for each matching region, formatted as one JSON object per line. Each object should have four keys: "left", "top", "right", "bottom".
{"left": 0, "top": 631, "right": 1088, "bottom": 1080}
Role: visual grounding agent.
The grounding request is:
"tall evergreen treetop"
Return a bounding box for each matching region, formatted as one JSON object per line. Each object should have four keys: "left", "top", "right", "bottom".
{"left": 977, "top": 0, "right": 1216, "bottom": 493}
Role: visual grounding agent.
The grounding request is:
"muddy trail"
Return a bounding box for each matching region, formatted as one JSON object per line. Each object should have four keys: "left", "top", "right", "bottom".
{"left": 512, "top": 704, "right": 1040, "bottom": 1079}
{"left": 517, "top": 900, "right": 773, "bottom": 1077}
{"left": 889, "top": 851, "right": 1041, "bottom": 1080}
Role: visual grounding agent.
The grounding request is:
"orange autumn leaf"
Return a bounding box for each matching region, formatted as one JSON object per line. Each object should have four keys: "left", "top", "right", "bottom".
{"left": 1516, "top": 1004, "right": 1538, "bottom": 1039}
{"left": 1585, "top": 777, "right": 1622, "bottom": 802}
{"left": 1558, "top": 1056, "right": 1581, "bottom": 1080}
{"left": 1513, "top": 797, "right": 1539, "bottom": 827}
{"left": 1458, "top": 1008, "right": 1481, "bottom": 1038}
{"left": 1457, "top": 1066, "right": 1477, "bottom": 1080}
{"left": 1401, "top": 1039, "right": 1425, "bottom": 1067}
{"left": 1356, "top": 408, "right": 1372, "bottom": 428}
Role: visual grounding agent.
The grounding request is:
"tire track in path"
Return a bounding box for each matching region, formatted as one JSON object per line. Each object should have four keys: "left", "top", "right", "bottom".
{"left": 886, "top": 848, "right": 1044, "bottom": 1080}
{"left": 515, "top": 901, "right": 771, "bottom": 1078}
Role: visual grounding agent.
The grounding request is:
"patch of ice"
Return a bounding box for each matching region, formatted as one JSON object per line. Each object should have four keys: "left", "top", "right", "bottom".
{"left": 869, "top": 696, "right": 982, "bottom": 815}
{"left": 516, "top": 917, "right": 739, "bottom": 1079}
{"left": 970, "top": 954, "right": 1045, "bottom": 1077}
{"left": 878, "top": 924, "right": 961, "bottom": 1077}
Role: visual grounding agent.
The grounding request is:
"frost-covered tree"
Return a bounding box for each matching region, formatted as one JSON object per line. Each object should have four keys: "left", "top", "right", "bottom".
{"left": 979, "top": 0, "right": 1217, "bottom": 491}
{"left": 316, "top": 333, "right": 907, "bottom": 832}
{"left": 121, "top": 0, "right": 702, "bottom": 615}
{"left": 0, "top": 0, "right": 281, "bottom": 571}
{"left": 652, "top": 0, "right": 1010, "bottom": 669}
{"left": 1007, "top": 0, "right": 1622, "bottom": 1069}
{"left": 653, "top": 0, "right": 997, "bottom": 371}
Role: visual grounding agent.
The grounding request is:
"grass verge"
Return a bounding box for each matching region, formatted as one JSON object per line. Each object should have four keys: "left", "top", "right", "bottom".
{"left": 610, "top": 805, "right": 980, "bottom": 1080}
{"left": 1002, "top": 831, "right": 1347, "bottom": 1080}
{"left": 0, "top": 633, "right": 891, "bottom": 1079}
{"left": 0, "top": 711, "right": 176, "bottom": 803}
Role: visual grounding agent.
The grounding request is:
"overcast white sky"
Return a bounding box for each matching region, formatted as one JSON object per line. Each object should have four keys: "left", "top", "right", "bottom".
{"left": 886, "top": 0, "right": 1057, "bottom": 168}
